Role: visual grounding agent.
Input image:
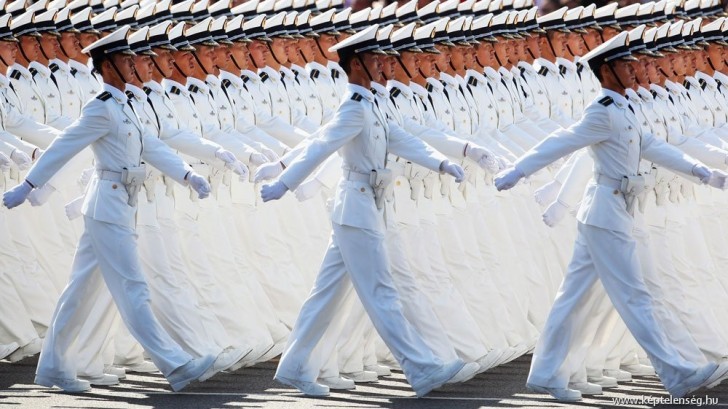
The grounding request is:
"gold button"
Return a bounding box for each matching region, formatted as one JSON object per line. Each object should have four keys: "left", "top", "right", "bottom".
{"left": 112, "top": 184, "right": 118, "bottom": 189}
{"left": 613, "top": 189, "right": 619, "bottom": 195}
{"left": 396, "top": 181, "right": 401, "bottom": 186}
{"left": 360, "top": 187, "right": 365, "bottom": 192}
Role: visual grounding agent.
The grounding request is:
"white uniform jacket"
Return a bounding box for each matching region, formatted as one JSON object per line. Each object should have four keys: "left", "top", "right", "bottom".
{"left": 25, "top": 84, "right": 191, "bottom": 228}
{"left": 279, "top": 84, "right": 446, "bottom": 232}
{"left": 514, "top": 89, "right": 700, "bottom": 234}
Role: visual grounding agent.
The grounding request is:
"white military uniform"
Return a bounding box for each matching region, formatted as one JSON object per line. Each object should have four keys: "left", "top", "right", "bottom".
{"left": 518, "top": 89, "right": 708, "bottom": 396}
{"left": 30, "top": 84, "right": 194, "bottom": 381}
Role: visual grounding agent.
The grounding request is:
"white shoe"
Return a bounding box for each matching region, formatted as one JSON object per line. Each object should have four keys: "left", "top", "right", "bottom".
{"left": 256, "top": 342, "right": 285, "bottom": 364}
{"left": 445, "top": 362, "right": 480, "bottom": 384}
{"left": 677, "top": 362, "right": 728, "bottom": 397}
{"left": 587, "top": 375, "right": 618, "bottom": 388}
{"left": 318, "top": 376, "right": 356, "bottom": 390}
{"left": 341, "top": 370, "right": 378, "bottom": 383}
{"left": 364, "top": 364, "right": 391, "bottom": 377}
{"left": 526, "top": 383, "right": 582, "bottom": 402}
{"left": 8, "top": 338, "right": 41, "bottom": 362}
{"left": 476, "top": 350, "right": 503, "bottom": 373}
{"left": 568, "top": 382, "right": 603, "bottom": 395}
{"left": 275, "top": 375, "right": 330, "bottom": 396}
{"left": 122, "top": 360, "right": 159, "bottom": 374}
{"left": 621, "top": 364, "right": 656, "bottom": 377}
{"left": 78, "top": 374, "right": 119, "bottom": 386}
{"left": 237, "top": 342, "right": 275, "bottom": 367}
{"left": 199, "top": 349, "right": 247, "bottom": 382}
{"left": 222, "top": 346, "right": 254, "bottom": 373}
{"left": 603, "top": 369, "right": 632, "bottom": 382}
{"left": 104, "top": 366, "right": 126, "bottom": 379}
{"left": 0, "top": 342, "right": 18, "bottom": 360}
{"left": 35, "top": 375, "right": 91, "bottom": 393}
{"left": 167, "top": 355, "right": 216, "bottom": 392}
{"left": 412, "top": 360, "right": 466, "bottom": 397}
{"left": 379, "top": 359, "right": 401, "bottom": 371}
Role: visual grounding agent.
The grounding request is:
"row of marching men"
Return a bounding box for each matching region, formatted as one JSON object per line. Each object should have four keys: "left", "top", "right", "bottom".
{"left": 0, "top": 0, "right": 727, "bottom": 395}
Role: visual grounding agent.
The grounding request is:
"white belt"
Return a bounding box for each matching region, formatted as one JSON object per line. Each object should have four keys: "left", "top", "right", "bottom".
{"left": 96, "top": 170, "right": 123, "bottom": 182}
{"left": 343, "top": 169, "right": 370, "bottom": 183}
{"left": 594, "top": 173, "right": 622, "bottom": 190}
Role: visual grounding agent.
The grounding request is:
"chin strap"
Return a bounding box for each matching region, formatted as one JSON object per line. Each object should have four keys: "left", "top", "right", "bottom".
{"left": 108, "top": 56, "right": 129, "bottom": 85}
{"left": 607, "top": 64, "right": 627, "bottom": 90}
{"left": 356, "top": 54, "right": 374, "bottom": 82}
{"left": 546, "top": 34, "right": 559, "bottom": 60}
{"left": 18, "top": 42, "right": 33, "bottom": 67}
{"left": 192, "top": 52, "right": 210, "bottom": 76}
{"left": 397, "top": 56, "right": 413, "bottom": 79}
{"left": 151, "top": 56, "right": 166, "bottom": 77}
{"left": 267, "top": 42, "right": 283, "bottom": 66}
{"left": 231, "top": 53, "right": 244, "bottom": 71}
{"left": 38, "top": 38, "right": 53, "bottom": 63}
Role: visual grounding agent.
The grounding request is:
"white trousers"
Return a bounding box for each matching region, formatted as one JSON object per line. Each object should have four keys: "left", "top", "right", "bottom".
{"left": 276, "top": 222, "right": 444, "bottom": 388}
{"left": 37, "top": 217, "right": 191, "bottom": 380}
{"left": 528, "top": 223, "right": 699, "bottom": 394}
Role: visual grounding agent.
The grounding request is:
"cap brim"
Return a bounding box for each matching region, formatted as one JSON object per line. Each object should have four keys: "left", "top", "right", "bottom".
{"left": 371, "top": 49, "right": 388, "bottom": 55}
{"left": 156, "top": 44, "right": 179, "bottom": 51}
{"left": 575, "top": 28, "right": 588, "bottom": 34}
{"left": 178, "top": 45, "right": 197, "bottom": 51}
{"left": 385, "top": 49, "right": 400, "bottom": 56}
{"left": 717, "top": 40, "right": 728, "bottom": 46}
{"left": 557, "top": 28, "right": 571, "bottom": 33}
{"left": 621, "top": 55, "right": 638, "bottom": 61}
{"left": 140, "top": 50, "right": 159, "bottom": 56}
{"left": 663, "top": 46, "right": 679, "bottom": 53}
{"left": 1, "top": 37, "right": 19, "bottom": 43}
{"left": 422, "top": 46, "right": 440, "bottom": 54}
{"left": 120, "top": 50, "right": 137, "bottom": 56}
{"left": 26, "top": 32, "right": 43, "bottom": 38}
{"left": 484, "top": 35, "right": 498, "bottom": 42}
{"left": 219, "top": 39, "right": 234, "bottom": 45}
{"left": 305, "top": 32, "right": 321, "bottom": 38}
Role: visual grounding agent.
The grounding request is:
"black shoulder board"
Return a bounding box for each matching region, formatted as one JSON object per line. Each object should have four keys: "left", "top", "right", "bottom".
{"left": 576, "top": 63, "right": 584, "bottom": 74}
{"left": 188, "top": 84, "right": 199, "bottom": 93}
{"left": 70, "top": 67, "right": 78, "bottom": 76}
{"left": 699, "top": 78, "right": 707, "bottom": 90}
{"left": 49, "top": 63, "right": 60, "bottom": 73}
{"left": 389, "top": 87, "right": 401, "bottom": 98}
{"left": 310, "top": 69, "right": 320, "bottom": 79}
{"left": 467, "top": 76, "right": 478, "bottom": 87}
{"left": 351, "top": 93, "right": 363, "bottom": 102}
{"left": 559, "top": 65, "right": 567, "bottom": 76}
{"left": 143, "top": 86, "right": 152, "bottom": 95}
{"left": 260, "top": 72, "right": 269, "bottom": 82}
{"left": 29, "top": 67, "right": 38, "bottom": 77}
{"left": 683, "top": 80, "right": 691, "bottom": 89}
{"left": 96, "top": 91, "right": 112, "bottom": 101}
{"left": 222, "top": 79, "right": 232, "bottom": 89}
{"left": 518, "top": 66, "right": 526, "bottom": 77}
{"left": 125, "top": 90, "right": 134, "bottom": 99}
{"left": 331, "top": 69, "right": 340, "bottom": 79}
{"left": 538, "top": 66, "right": 548, "bottom": 76}
{"left": 9, "top": 70, "right": 20, "bottom": 80}
{"left": 241, "top": 75, "right": 250, "bottom": 83}
{"left": 169, "top": 86, "right": 181, "bottom": 95}
{"left": 425, "top": 83, "right": 433, "bottom": 92}
{"left": 650, "top": 90, "right": 657, "bottom": 98}
{"left": 598, "top": 96, "right": 613, "bottom": 106}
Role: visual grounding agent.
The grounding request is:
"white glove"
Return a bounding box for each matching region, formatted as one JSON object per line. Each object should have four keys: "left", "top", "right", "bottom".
{"left": 496, "top": 156, "right": 510, "bottom": 172}
{"left": 10, "top": 150, "right": 31, "bottom": 170}
{"left": 707, "top": 169, "right": 728, "bottom": 189}
{"left": 534, "top": 180, "right": 562, "bottom": 207}
{"left": 294, "top": 179, "right": 323, "bottom": 202}
{"left": 494, "top": 167, "right": 525, "bottom": 191}
{"left": 186, "top": 172, "right": 211, "bottom": 199}
{"left": 254, "top": 161, "right": 284, "bottom": 183}
{"left": 542, "top": 199, "right": 569, "bottom": 227}
{"left": 250, "top": 152, "right": 268, "bottom": 167}
{"left": 3, "top": 181, "right": 32, "bottom": 208}
{"left": 77, "top": 167, "right": 95, "bottom": 189}
{"left": 261, "top": 180, "right": 288, "bottom": 202}
{"left": 64, "top": 196, "right": 84, "bottom": 220}
{"left": 259, "top": 146, "right": 279, "bottom": 162}
{"left": 440, "top": 160, "right": 465, "bottom": 183}
{"left": 0, "top": 152, "right": 10, "bottom": 172}
{"left": 465, "top": 143, "right": 499, "bottom": 173}
{"left": 692, "top": 163, "right": 712, "bottom": 184}
{"left": 214, "top": 148, "right": 237, "bottom": 164}
{"left": 28, "top": 183, "right": 56, "bottom": 206}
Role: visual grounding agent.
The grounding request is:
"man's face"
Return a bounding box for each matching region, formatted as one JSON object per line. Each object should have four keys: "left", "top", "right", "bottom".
{"left": 566, "top": 32, "right": 587, "bottom": 57}
{"left": 476, "top": 42, "right": 497, "bottom": 67}
{"left": 493, "top": 38, "right": 510, "bottom": 66}
{"left": 19, "top": 35, "right": 41, "bottom": 61}
{"left": 360, "top": 52, "right": 382, "bottom": 82}
{"left": 707, "top": 43, "right": 726, "bottom": 71}
{"left": 582, "top": 28, "right": 602, "bottom": 51}
{"left": 316, "top": 34, "right": 338, "bottom": 61}
{"left": 248, "top": 40, "right": 268, "bottom": 67}
{"left": 450, "top": 45, "right": 466, "bottom": 70}
{"left": 655, "top": 52, "right": 675, "bottom": 79}
{"left": 110, "top": 53, "right": 135, "bottom": 81}
{"left": 228, "top": 42, "right": 250, "bottom": 70}
{"left": 545, "top": 31, "right": 568, "bottom": 57}
{"left": 270, "top": 37, "right": 289, "bottom": 64}
{"left": 38, "top": 33, "right": 59, "bottom": 60}
{"left": 421, "top": 53, "right": 439, "bottom": 78}
{"left": 78, "top": 32, "right": 99, "bottom": 49}
{"left": 172, "top": 50, "right": 195, "bottom": 76}
{"left": 59, "top": 32, "right": 81, "bottom": 59}
{"left": 632, "top": 56, "right": 650, "bottom": 87}
{"left": 612, "top": 59, "right": 636, "bottom": 89}
{"left": 526, "top": 34, "right": 541, "bottom": 59}
{"left": 602, "top": 27, "right": 620, "bottom": 41}
{"left": 380, "top": 54, "right": 396, "bottom": 80}
{"left": 645, "top": 56, "right": 660, "bottom": 84}
{"left": 400, "top": 50, "right": 418, "bottom": 76}
{"left": 671, "top": 52, "right": 687, "bottom": 76}
{"left": 133, "top": 55, "right": 154, "bottom": 82}
{"left": 0, "top": 41, "right": 17, "bottom": 66}
{"left": 213, "top": 44, "right": 232, "bottom": 73}
{"left": 194, "top": 44, "right": 217, "bottom": 74}
{"left": 433, "top": 44, "right": 450, "bottom": 71}
{"left": 152, "top": 48, "right": 175, "bottom": 77}
{"left": 300, "top": 37, "right": 317, "bottom": 62}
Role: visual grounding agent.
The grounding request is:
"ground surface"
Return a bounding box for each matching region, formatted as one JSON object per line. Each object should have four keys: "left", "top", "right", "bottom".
{"left": 1, "top": 355, "right": 726, "bottom": 408}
